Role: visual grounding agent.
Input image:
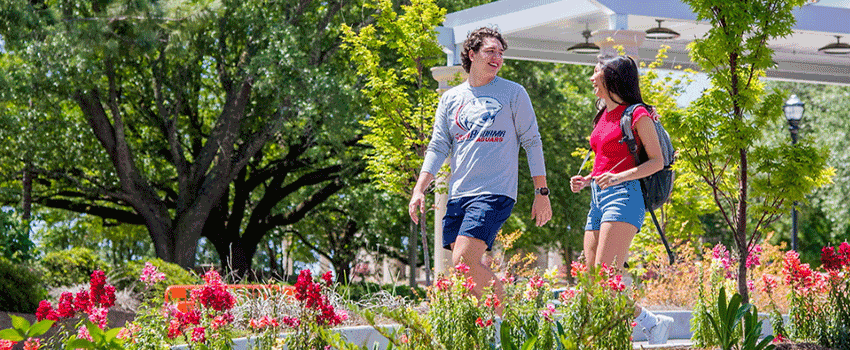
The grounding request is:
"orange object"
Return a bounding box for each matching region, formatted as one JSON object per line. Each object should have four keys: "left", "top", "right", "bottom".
{"left": 165, "top": 284, "right": 296, "bottom": 312}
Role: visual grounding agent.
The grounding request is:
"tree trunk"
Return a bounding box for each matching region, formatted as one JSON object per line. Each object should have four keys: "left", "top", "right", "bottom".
{"left": 408, "top": 220, "right": 417, "bottom": 287}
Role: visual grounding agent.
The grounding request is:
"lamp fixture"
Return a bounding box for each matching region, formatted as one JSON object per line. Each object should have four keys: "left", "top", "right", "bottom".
{"left": 645, "top": 19, "right": 680, "bottom": 40}
{"left": 567, "top": 29, "right": 600, "bottom": 54}
{"left": 818, "top": 36, "right": 850, "bottom": 55}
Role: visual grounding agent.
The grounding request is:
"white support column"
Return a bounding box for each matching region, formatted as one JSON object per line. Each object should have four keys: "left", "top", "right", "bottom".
{"left": 429, "top": 65, "right": 467, "bottom": 276}
{"left": 592, "top": 29, "right": 645, "bottom": 60}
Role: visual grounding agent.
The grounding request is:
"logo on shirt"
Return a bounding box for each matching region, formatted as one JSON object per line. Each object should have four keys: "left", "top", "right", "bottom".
{"left": 455, "top": 97, "right": 502, "bottom": 131}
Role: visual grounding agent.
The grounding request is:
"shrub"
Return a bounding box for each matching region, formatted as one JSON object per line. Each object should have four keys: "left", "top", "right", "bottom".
{"left": 39, "top": 247, "right": 107, "bottom": 288}
{"left": 0, "top": 258, "right": 46, "bottom": 313}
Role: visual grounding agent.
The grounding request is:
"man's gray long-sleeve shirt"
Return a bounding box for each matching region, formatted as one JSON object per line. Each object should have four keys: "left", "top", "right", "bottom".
{"left": 421, "top": 77, "right": 546, "bottom": 201}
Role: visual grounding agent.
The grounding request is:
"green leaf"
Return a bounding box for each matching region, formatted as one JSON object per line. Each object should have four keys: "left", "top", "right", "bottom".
{"left": 520, "top": 337, "right": 537, "bottom": 350}
{"left": 65, "top": 338, "right": 95, "bottom": 350}
{"left": 26, "top": 320, "right": 54, "bottom": 338}
{"left": 0, "top": 328, "right": 25, "bottom": 342}
{"left": 499, "top": 319, "right": 517, "bottom": 350}
{"left": 9, "top": 315, "right": 30, "bottom": 331}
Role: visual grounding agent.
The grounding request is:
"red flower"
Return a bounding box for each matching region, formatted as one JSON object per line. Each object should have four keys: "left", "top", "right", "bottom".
{"left": 454, "top": 262, "right": 470, "bottom": 274}
{"left": 57, "top": 292, "right": 76, "bottom": 318}
{"left": 35, "top": 301, "right": 58, "bottom": 322}
{"left": 167, "top": 318, "right": 182, "bottom": 339}
{"left": 570, "top": 261, "right": 587, "bottom": 278}
{"left": 190, "top": 327, "right": 206, "bottom": 343}
{"left": 211, "top": 313, "right": 234, "bottom": 330}
{"left": 783, "top": 250, "right": 815, "bottom": 291}
{"left": 74, "top": 290, "right": 92, "bottom": 313}
{"left": 321, "top": 271, "right": 334, "bottom": 286}
{"left": 198, "top": 284, "right": 235, "bottom": 312}
{"left": 22, "top": 338, "right": 40, "bottom": 350}
{"left": 0, "top": 339, "right": 16, "bottom": 350}
{"left": 760, "top": 274, "right": 778, "bottom": 294}
{"left": 475, "top": 317, "right": 493, "bottom": 327}
{"left": 435, "top": 277, "right": 453, "bottom": 291}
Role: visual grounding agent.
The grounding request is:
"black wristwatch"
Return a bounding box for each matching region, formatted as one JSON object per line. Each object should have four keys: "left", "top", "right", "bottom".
{"left": 535, "top": 187, "right": 550, "bottom": 196}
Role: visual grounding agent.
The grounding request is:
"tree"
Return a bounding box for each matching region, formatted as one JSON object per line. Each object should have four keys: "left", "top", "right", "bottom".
{"left": 341, "top": 0, "right": 447, "bottom": 286}
{"left": 677, "top": 0, "right": 833, "bottom": 302}
{"left": 0, "top": 0, "right": 371, "bottom": 274}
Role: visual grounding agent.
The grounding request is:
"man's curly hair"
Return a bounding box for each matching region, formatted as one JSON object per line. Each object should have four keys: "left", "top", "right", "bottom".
{"left": 461, "top": 27, "right": 508, "bottom": 73}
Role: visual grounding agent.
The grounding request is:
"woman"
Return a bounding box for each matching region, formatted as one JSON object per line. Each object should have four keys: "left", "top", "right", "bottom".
{"left": 569, "top": 55, "right": 673, "bottom": 345}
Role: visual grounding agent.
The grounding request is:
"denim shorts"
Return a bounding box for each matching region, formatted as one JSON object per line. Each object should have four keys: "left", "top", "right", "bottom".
{"left": 443, "top": 194, "right": 515, "bottom": 251}
{"left": 584, "top": 179, "right": 645, "bottom": 231}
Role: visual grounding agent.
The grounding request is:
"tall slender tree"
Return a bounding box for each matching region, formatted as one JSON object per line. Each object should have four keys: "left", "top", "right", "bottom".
{"left": 677, "top": 0, "right": 832, "bottom": 301}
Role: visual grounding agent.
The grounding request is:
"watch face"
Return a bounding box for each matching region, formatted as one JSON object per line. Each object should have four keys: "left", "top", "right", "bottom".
{"left": 538, "top": 187, "right": 549, "bottom": 196}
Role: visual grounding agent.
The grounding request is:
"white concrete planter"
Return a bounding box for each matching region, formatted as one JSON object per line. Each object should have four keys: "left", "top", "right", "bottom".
{"left": 173, "top": 310, "right": 784, "bottom": 350}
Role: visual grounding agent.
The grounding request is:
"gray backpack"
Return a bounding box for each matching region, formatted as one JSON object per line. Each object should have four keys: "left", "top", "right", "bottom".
{"left": 620, "top": 103, "right": 676, "bottom": 264}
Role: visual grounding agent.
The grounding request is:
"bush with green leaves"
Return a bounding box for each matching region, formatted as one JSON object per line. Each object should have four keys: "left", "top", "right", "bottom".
{"left": 39, "top": 247, "right": 107, "bottom": 288}
{"left": 0, "top": 258, "right": 47, "bottom": 313}
{"left": 0, "top": 210, "right": 35, "bottom": 264}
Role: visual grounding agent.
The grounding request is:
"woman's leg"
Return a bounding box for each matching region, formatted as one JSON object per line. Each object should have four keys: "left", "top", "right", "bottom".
{"left": 593, "top": 221, "right": 637, "bottom": 268}
{"left": 583, "top": 230, "right": 600, "bottom": 265}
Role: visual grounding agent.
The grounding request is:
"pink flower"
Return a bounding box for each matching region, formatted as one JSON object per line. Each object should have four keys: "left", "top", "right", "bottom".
{"left": 88, "top": 307, "right": 109, "bottom": 329}
{"left": 760, "top": 274, "right": 778, "bottom": 294}
{"left": 462, "top": 277, "right": 476, "bottom": 291}
{"left": 746, "top": 244, "right": 762, "bottom": 268}
{"left": 454, "top": 262, "right": 470, "bottom": 274}
{"left": 606, "top": 275, "right": 626, "bottom": 292}
{"left": 191, "top": 327, "right": 206, "bottom": 343}
{"left": 483, "top": 294, "right": 501, "bottom": 308}
{"left": 0, "top": 339, "right": 15, "bottom": 350}
{"left": 712, "top": 244, "right": 734, "bottom": 278}
{"left": 211, "top": 313, "right": 234, "bottom": 330}
{"left": 570, "top": 261, "right": 587, "bottom": 278}
{"left": 117, "top": 327, "right": 132, "bottom": 340}
{"left": 281, "top": 316, "right": 301, "bottom": 329}
{"left": 559, "top": 289, "right": 578, "bottom": 302}
{"left": 203, "top": 270, "right": 224, "bottom": 285}
{"left": 540, "top": 303, "right": 556, "bottom": 322}
{"left": 140, "top": 262, "right": 166, "bottom": 287}
{"left": 77, "top": 325, "right": 93, "bottom": 341}
{"left": 23, "top": 338, "right": 40, "bottom": 350}
{"left": 167, "top": 318, "right": 182, "bottom": 339}
{"left": 435, "top": 277, "right": 453, "bottom": 291}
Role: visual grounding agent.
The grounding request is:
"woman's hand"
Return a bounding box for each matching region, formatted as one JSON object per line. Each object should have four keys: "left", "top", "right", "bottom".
{"left": 595, "top": 172, "right": 625, "bottom": 190}
{"left": 570, "top": 175, "right": 591, "bottom": 193}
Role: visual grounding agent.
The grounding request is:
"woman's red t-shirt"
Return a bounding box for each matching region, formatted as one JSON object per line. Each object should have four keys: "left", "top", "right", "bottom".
{"left": 589, "top": 104, "right": 650, "bottom": 177}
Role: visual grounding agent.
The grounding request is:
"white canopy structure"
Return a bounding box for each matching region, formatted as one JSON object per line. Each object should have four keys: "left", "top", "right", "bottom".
{"left": 436, "top": 0, "right": 850, "bottom": 85}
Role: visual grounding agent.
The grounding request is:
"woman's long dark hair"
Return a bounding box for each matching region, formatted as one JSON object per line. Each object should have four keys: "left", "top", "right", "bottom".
{"left": 592, "top": 55, "right": 645, "bottom": 125}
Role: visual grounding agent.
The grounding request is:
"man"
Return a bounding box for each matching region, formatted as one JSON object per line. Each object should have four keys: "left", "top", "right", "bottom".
{"left": 408, "top": 26, "right": 551, "bottom": 314}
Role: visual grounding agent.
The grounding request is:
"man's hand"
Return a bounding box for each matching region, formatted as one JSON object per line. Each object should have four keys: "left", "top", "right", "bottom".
{"left": 408, "top": 192, "right": 426, "bottom": 224}
{"left": 531, "top": 194, "right": 552, "bottom": 227}
{"left": 408, "top": 172, "right": 435, "bottom": 224}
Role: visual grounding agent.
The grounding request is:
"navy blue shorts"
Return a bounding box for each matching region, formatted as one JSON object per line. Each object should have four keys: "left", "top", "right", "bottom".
{"left": 584, "top": 179, "right": 645, "bottom": 232}
{"left": 443, "top": 195, "right": 515, "bottom": 251}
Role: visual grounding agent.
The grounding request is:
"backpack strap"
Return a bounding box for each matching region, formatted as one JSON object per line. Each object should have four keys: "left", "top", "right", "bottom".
{"left": 619, "top": 104, "right": 644, "bottom": 167}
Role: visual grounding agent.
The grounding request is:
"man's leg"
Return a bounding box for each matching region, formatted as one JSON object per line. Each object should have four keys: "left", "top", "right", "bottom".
{"left": 452, "top": 236, "right": 505, "bottom": 315}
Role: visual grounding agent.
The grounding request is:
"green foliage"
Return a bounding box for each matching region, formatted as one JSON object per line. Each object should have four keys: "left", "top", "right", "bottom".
{"left": 0, "top": 314, "right": 53, "bottom": 342}
{"left": 680, "top": 0, "right": 832, "bottom": 301}
{"left": 500, "top": 320, "right": 537, "bottom": 350}
{"left": 558, "top": 266, "right": 634, "bottom": 350}
{"left": 0, "top": 258, "right": 46, "bottom": 313}
{"left": 705, "top": 287, "right": 747, "bottom": 350}
{"left": 705, "top": 287, "right": 775, "bottom": 350}
{"left": 341, "top": 0, "right": 446, "bottom": 195}
{"left": 64, "top": 322, "right": 126, "bottom": 350}
{"left": 39, "top": 247, "right": 107, "bottom": 288}
{"left": 110, "top": 259, "right": 199, "bottom": 298}
{"left": 0, "top": 209, "right": 35, "bottom": 264}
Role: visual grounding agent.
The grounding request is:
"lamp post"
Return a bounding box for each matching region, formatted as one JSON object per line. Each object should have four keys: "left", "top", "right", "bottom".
{"left": 783, "top": 94, "right": 805, "bottom": 251}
